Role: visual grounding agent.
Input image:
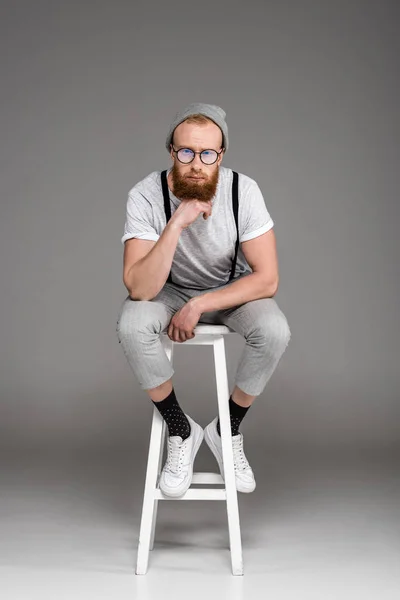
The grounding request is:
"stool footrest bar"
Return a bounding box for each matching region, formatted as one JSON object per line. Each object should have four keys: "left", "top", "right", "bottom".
{"left": 155, "top": 488, "right": 227, "bottom": 500}
{"left": 191, "top": 472, "right": 224, "bottom": 484}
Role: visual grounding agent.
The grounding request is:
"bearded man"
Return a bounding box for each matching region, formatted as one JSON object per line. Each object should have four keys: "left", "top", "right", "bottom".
{"left": 116, "top": 103, "right": 291, "bottom": 498}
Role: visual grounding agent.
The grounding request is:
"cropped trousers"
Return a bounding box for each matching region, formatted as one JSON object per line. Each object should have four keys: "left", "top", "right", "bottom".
{"left": 116, "top": 275, "right": 291, "bottom": 397}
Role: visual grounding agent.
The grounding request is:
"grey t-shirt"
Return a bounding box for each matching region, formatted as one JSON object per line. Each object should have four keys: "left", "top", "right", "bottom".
{"left": 121, "top": 165, "right": 274, "bottom": 290}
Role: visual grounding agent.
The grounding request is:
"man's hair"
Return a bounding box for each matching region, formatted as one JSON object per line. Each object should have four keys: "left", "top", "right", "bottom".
{"left": 171, "top": 114, "right": 223, "bottom": 148}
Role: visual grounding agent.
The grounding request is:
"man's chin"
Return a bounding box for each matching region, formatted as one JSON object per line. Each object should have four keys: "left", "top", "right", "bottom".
{"left": 175, "top": 183, "right": 206, "bottom": 199}
{"left": 186, "top": 182, "right": 205, "bottom": 194}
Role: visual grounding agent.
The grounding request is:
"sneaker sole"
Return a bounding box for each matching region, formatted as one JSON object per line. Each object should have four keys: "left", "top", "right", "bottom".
{"left": 159, "top": 421, "right": 204, "bottom": 498}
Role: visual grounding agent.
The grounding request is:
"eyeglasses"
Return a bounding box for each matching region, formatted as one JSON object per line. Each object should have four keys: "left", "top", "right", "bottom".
{"left": 171, "top": 146, "right": 223, "bottom": 165}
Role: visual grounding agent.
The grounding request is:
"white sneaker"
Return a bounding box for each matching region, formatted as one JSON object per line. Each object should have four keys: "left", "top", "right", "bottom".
{"left": 204, "top": 416, "right": 256, "bottom": 493}
{"left": 159, "top": 414, "right": 204, "bottom": 498}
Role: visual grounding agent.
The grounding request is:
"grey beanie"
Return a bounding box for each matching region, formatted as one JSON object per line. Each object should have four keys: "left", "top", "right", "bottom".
{"left": 165, "top": 102, "right": 228, "bottom": 152}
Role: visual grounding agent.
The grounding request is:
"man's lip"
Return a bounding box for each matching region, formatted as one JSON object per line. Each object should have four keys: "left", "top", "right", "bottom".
{"left": 188, "top": 176, "right": 204, "bottom": 180}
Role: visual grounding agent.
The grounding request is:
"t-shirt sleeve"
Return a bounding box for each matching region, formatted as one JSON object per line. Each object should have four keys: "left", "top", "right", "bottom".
{"left": 121, "top": 189, "right": 160, "bottom": 244}
{"left": 239, "top": 178, "right": 274, "bottom": 243}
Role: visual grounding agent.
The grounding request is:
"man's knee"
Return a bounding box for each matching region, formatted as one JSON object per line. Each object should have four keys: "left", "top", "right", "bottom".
{"left": 250, "top": 310, "right": 291, "bottom": 351}
{"left": 116, "top": 299, "right": 165, "bottom": 340}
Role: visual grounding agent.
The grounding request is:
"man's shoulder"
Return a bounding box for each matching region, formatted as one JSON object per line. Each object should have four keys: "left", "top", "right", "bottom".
{"left": 127, "top": 170, "right": 163, "bottom": 200}
{"left": 219, "top": 166, "right": 259, "bottom": 192}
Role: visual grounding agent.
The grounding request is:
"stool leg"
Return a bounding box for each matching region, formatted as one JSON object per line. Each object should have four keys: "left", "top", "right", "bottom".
{"left": 149, "top": 336, "right": 174, "bottom": 552}
{"left": 150, "top": 418, "right": 166, "bottom": 551}
{"left": 213, "top": 336, "right": 244, "bottom": 576}
{"left": 136, "top": 407, "right": 164, "bottom": 575}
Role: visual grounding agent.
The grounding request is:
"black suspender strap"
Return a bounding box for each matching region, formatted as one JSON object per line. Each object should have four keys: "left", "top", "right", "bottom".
{"left": 160, "top": 170, "right": 173, "bottom": 283}
{"left": 160, "top": 169, "right": 240, "bottom": 286}
{"left": 161, "top": 169, "right": 171, "bottom": 221}
{"left": 228, "top": 170, "right": 239, "bottom": 282}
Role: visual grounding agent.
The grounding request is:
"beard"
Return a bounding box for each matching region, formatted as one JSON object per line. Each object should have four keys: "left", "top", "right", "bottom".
{"left": 170, "top": 162, "right": 219, "bottom": 203}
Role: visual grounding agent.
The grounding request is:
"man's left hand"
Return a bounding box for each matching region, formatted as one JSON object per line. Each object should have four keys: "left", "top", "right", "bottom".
{"left": 168, "top": 299, "right": 202, "bottom": 343}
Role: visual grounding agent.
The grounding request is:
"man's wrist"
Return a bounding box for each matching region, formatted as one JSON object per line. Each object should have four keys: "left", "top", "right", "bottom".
{"left": 189, "top": 294, "right": 207, "bottom": 315}
{"left": 166, "top": 220, "right": 183, "bottom": 235}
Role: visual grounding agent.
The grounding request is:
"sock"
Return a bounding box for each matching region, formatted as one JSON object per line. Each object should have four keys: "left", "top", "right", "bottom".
{"left": 152, "top": 388, "right": 191, "bottom": 440}
{"left": 216, "top": 396, "right": 250, "bottom": 437}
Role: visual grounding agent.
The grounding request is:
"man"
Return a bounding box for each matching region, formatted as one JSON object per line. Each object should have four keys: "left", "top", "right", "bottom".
{"left": 116, "top": 102, "right": 291, "bottom": 498}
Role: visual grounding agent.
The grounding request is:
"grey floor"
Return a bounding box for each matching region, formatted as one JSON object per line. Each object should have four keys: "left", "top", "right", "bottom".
{"left": 1, "top": 445, "right": 399, "bottom": 600}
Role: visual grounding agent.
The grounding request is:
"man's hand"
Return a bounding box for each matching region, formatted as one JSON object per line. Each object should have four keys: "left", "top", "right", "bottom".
{"left": 169, "top": 198, "right": 212, "bottom": 231}
{"left": 168, "top": 299, "right": 202, "bottom": 343}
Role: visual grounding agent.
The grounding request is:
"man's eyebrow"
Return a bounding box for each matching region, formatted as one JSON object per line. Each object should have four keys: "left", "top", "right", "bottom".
{"left": 175, "top": 145, "right": 218, "bottom": 151}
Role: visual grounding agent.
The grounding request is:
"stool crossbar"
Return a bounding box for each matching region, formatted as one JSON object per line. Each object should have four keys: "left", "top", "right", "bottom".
{"left": 135, "top": 324, "right": 244, "bottom": 576}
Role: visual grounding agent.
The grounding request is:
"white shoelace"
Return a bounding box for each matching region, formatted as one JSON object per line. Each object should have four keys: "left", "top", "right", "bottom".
{"left": 166, "top": 437, "right": 188, "bottom": 474}
{"left": 232, "top": 436, "right": 251, "bottom": 472}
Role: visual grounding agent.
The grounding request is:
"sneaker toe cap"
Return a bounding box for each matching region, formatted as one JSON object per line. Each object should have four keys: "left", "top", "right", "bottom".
{"left": 237, "top": 469, "right": 255, "bottom": 485}
{"left": 162, "top": 471, "right": 186, "bottom": 488}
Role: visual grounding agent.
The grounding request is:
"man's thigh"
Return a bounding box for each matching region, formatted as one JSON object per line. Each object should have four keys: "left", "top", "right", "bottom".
{"left": 152, "top": 281, "right": 190, "bottom": 313}
{"left": 201, "top": 296, "right": 289, "bottom": 340}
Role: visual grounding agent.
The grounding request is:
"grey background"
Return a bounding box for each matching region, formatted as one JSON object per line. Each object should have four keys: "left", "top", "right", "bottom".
{"left": 1, "top": 0, "right": 398, "bottom": 454}
{"left": 1, "top": 0, "right": 400, "bottom": 595}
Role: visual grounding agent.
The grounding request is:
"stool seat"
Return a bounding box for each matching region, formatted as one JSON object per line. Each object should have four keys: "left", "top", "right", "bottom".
{"left": 136, "top": 324, "right": 243, "bottom": 576}
{"left": 192, "top": 324, "right": 235, "bottom": 334}
{"left": 161, "top": 323, "right": 235, "bottom": 336}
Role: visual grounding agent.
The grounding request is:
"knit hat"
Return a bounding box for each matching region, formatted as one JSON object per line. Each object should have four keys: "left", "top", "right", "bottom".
{"left": 165, "top": 102, "right": 229, "bottom": 152}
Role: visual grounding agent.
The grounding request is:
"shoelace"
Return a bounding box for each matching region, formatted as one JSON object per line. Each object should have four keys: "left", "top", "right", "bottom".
{"left": 166, "top": 437, "right": 188, "bottom": 474}
{"left": 232, "top": 436, "right": 251, "bottom": 472}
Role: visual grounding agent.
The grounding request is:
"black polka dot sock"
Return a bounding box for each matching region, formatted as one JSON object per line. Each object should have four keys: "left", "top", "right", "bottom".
{"left": 216, "top": 396, "right": 250, "bottom": 437}
{"left": 152, "top": 388, "right": 191, "bottom": 440}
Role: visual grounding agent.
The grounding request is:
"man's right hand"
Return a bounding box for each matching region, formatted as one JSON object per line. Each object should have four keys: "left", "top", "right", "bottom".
{"left": 170, "top": 199, "right": 212, "bottom": 231}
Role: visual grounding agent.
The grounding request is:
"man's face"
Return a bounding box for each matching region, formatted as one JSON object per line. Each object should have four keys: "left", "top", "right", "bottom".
{"left": 169, "top": 120, "right": 224, "bottom": 202}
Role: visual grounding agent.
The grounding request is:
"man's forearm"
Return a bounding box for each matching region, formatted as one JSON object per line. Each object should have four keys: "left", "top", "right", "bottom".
{"left": 127, "top": 222, "right": 182, "bottom": 300}
{"left": 191, "top": 272, "right": 278, "bottom": 314}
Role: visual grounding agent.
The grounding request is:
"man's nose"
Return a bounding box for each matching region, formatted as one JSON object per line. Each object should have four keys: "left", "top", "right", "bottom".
{"left": 191, "top": 153, "right": 203, "bottom": 167}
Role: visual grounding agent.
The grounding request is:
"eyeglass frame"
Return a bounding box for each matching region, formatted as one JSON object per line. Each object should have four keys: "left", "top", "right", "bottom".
{"left": 170, "top": 145, "right": 224, "bottom": 165}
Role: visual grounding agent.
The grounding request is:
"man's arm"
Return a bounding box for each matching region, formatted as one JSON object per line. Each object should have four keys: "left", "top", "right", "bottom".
{"left": 124, "top": 221, "right": 182, "bottom": 300}
{"left": 191, "top": 228, "right": 279, "bottom": 313}
{"left": 123, "top": 197, "right": 213, "bottom": 301}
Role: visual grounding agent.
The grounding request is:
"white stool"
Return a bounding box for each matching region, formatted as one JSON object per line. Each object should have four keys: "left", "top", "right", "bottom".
{"left": 135, "top": 324, "right": 243, "bottom": 576}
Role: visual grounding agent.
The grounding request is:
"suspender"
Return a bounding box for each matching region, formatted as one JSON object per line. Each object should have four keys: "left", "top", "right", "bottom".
{"left": 160, "top": 169, "right": 239, "bottom": 286}
{"left": 230, "top": 170, "right": 240, "bottom": 282}
{"left": 160, "top": 170, "right": 174, "bottom": 284}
